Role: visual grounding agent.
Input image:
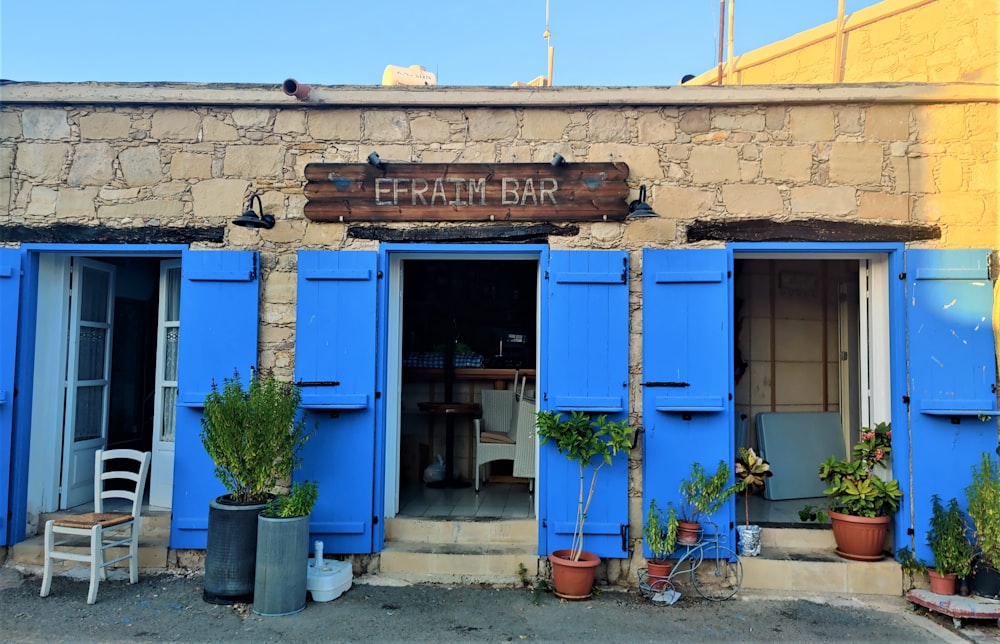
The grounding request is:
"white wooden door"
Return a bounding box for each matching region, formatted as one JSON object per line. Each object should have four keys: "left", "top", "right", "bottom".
{"left": 61, "top": 258, "right": 116, "bottom": 508}
{"left": 149, "top": 259, "right": 180, "bottom": 508}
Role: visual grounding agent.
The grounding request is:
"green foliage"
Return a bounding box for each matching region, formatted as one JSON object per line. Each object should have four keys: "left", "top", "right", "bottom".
{"left": 734, "top": 447, "right": 773, "bottom": 528}
{"left": 896, "top": 546, "right": 927, "bottom": 575}
{"left": 262, "top": 481, "right": 319, "bottom": 518}
{"left": 926, "top": 495, "right": 974, "bottom": 577}
{"left": 200, "top": 369, "right": 313, "bottom": 503}
{"left": 517, "top": 562, "right": 552, "bottom": 605}
{"left": 536, "top": 410, "right": 635, "bottom": 561}
{"left": 800, "top": 422, "right": 902, "bottom": 521}
{"left": 643, "top": 499, "right": 679, "bottom": 561}
{"left": 679, "top": 460, "right": 738, "bottom": 523}
{"left": 966, "top": 452, "right": 1000, "bottom": 570}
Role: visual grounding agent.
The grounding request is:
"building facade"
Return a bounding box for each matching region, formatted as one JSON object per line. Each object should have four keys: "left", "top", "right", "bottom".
{"left": 1, "top": 81, "right": 997, "bottom": 586}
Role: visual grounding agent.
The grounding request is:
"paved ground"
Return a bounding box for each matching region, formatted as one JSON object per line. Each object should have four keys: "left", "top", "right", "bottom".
{"left": 1, "top": 566, "right": 997, "bottom": 643}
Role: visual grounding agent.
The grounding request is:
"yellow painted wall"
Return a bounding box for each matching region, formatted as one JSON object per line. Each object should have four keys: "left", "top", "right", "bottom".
{"left": 690, "top": 0, "right": 998, "bottom": 85}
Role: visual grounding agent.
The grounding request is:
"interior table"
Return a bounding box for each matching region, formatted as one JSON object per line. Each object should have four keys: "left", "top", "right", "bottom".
{"left": 417, "top": 401, "right": 482, "bottom": 489}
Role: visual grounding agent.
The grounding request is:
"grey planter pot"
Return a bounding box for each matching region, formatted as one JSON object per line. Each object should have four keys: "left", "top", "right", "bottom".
{"left": 204, "top": 496, "right": 268, "bottom": 604}
{"left": 252, "top": 513, "right": 311, "bottom": 616}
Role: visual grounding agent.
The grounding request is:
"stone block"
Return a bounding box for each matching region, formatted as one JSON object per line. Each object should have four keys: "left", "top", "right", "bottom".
{"left": 410, "top": 116, "right": 452, "bottom": 143}
{"left": 16, "top": 143, "right": 70, "bottom": 181}
{"left": 21, "top": 109, "right": 70, "bottom": 140}
{"left": 466, "top": 109, "right": 517, "bottom": 141}
{"left": 790, "top": 186, "right": 856, "bottom": 215}
{"left": 26, "top": 186, "right": 57, "bottom": 216}
{"left": 521, "top": 109, "right": 571, "bottom": 140}
{"left": 0, "top": 112, "right": 22, "bottom": 139}
{"left": 308, "top": 110, "right": 361, "bottom": 142}
{"left": 98, "top": 199, "right": 184, "bottom": 222}
{"left": 761, "top": 146, "right": 813, "bottom": 182}
{"left": 830, "top": 142, "right": 883, "bottom": 185}
{"left": 231, "top": 108, "right": 271, "bottom": 129}
{"left": 789, "top": 106, "right": 835, "bottom": 141}
{"left": 120, "top": 146, "right": 165, "bottom": 186}
{"left": 170, "top": 152, "right": 212, "bottom": 179}
{"left": 858, "top": 191, "right": 908, "bottom": 220}
{"left": 688, "top": 146, "right": 739, "bottom": 183}
{"left": 222, "top": 144, "right": 284, "bottom": 178}
{"left": 56, "top": 187, "right": 99, "bottom": 219}
{"left": 678, "top": 108, "right": 709, "bottom": 134}
{"left": 151, "top": 109, "right": 202, "bottom": 141}
{"left": 722, "top": 184, "right": 784, "bottom": 215}
{"left": 79, "top": 112, "right": 131, "bottom": 139}
{"left": 274, "top": 110, "right": 307, "bottom": 134}
{"left": 588, "top": 111, "right": 629, "bottom": 142}
{"left": 0, "top": 147, "right": 12, "bottom": 178}
{"left": 363, "top": 110, "right": 411, "bottom": 142}
{"left": 202, "top": 116, "right": 239, "bottom": 141}
{"left": 588, "top": 143, "right": 662, "bottom": 179}
{"left": 914, "top": 104, "right": 967, "bottom": 142}
{"left": 191, "top": 178, "right": 250, "bottom": 220}
{"left": 907, "top": 157, "right": 935, "bottom": 193}
{"left": 936, "top": 156, "right": 964, "bottom": 192}
{"left": 653, "top": 186, "right": 715, "bottom": 219}
{"left": 636, "top": 112, "right": 677, "bottom": 143}
{"left": 865, "top": 105, "right": 910, "bottom": 140}
{"left": 68, "top": 143, "right": 115, "bottom": 186}
{"left": 623, "top": 216, "right": 677, "bottom": 244}
{"left": 913, "top": 192, "right": 984, "bottom": 223}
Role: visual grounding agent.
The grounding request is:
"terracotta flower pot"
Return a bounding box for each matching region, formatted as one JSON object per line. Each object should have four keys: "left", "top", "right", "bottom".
{"left": 548, "top": 549, "right": 601, "bottom": 600}
{"left": 677, "top": 520, "right": 701, "bottom": 545}
{"left": 928, "top": 570, "right": 957, "bottom": 595}
{"left": 828, "top": 511, "right": 890, "bottom": 561}
{"left": 646, "top": 559, "right": 675, "bottom": 591}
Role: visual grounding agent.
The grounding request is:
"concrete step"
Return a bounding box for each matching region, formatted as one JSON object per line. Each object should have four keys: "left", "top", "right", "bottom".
{"left": 760, "top": 526, "right": 836, "bottom": 550}
{"left": 379, "top": 517, "right": 539, "bottom": 585}
{"left": 742, "top": 545, "right": 902, "bottom": 596}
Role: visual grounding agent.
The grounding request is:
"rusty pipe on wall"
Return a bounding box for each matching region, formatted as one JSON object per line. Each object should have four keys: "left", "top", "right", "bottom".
{"left": 282, "top": 79, "right": 311, "bottom": 100}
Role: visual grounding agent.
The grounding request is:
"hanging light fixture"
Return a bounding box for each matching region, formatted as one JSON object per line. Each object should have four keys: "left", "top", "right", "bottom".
{"left": 627, "top": 185, "right": 657, "bottom": 218}
{"left": 367, "top": 151, "right": 386, "bottom": 170}
{"left": 232, "top": 193, "right": 275, "bottom": 229}
{"left": 551, "top": 152, "right": 568, "bottom": 167}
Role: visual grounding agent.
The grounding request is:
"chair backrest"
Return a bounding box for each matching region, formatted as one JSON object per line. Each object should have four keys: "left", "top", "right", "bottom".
{"left": 93, "top": 449, "right": 152, "bottom": 519}
{"left": 512, "top": 377, "right": 536, "bottom": 479}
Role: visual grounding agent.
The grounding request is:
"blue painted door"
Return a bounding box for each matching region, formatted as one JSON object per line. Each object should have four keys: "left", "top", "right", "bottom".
{"left": 170, "top": 250, "right": 260, "bottom": 549}
{"left": 641, "top": 249, "right": 734, "bottom": 547}
{"left": 0, "top": 249, "right": 23, "bottom": 545}
{"left": 541, "top": 250, "right": 630, "bottom": 557}
{"left": 906, "top": 249, "right": 997, "bottom": 562}
{"left": 296, "top": 251, "right": 379, "bottom": 553}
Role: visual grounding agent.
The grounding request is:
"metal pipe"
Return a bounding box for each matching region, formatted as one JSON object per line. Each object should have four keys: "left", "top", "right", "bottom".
{"left": 717, "top": 0, "right": 726, "bottom": 85}
{"left": 834, "top": 0, "right": 846, "bottom": 82}
{"left": 727, "top": 0, "right": 736, "bottom": 85}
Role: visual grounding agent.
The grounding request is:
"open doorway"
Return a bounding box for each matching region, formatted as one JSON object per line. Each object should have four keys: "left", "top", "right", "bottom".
{"left": 26, "top": 252, "right": 180, "bottom": 530}
{"left": 389, "top": 255, "right": 539, "bottom": 520}
{"left": 733, "top": 254, "right": 892, "bottom": 526}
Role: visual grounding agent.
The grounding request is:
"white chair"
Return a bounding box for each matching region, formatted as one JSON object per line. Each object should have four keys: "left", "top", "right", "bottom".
{"left": 474, "top": 387, "right": 517, "bottom": 492}
{"left": 512, "top": 382, "right": 536, "bottom": 492}
{"left": 40, "top": 448, "right": 151, "bottom": 604}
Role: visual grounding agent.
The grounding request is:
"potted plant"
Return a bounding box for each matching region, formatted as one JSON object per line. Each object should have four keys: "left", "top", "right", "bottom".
{"left": 642, "top": 499, "right": 679, "bottom": 584}
{"left": 253, "top": 480, "right": 319, "bottom": 616}
{"left": 966, "top": 451, "right": 1000, "bottom": 599}
{"left": 678, "top": 460, "right": 738, "bottom": 545}
{"left": 924, "top": 494, "right": 974, "bottom": 595}
{"left": 798, "top": 422, "right": 902, "bottom": 561}
{"left": 536, "top": 410, "right": 635, "bottom": 600}
{"left": 733, "top": 447, "right": 773, "bottom": 556}
{"left": 200, "top": 368, "right": 312, "bottom": 604}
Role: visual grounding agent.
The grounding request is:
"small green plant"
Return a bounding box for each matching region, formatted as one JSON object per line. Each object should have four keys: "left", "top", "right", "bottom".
{"left": 536, "top": 410, "right": 635, "bottom": 562}
{"left": 262, "top": 481, "right": 319, "bottom": 518}
{"left": 896, "top": 546, "right": 927, "bottom": 574}
{"left": 643, "top": 499, "right": 679, "bottom": 562}
{"left": 734, "top": 447, "right": 773, "bottom": 528}
{"left": 200, "top": 368, "right": 313, "bottom": 503}
{"left": 926, "top": 494, "right": 974, "bottom": 578}
{"left": 965, "top": 452, "right": 1000, "bottom": 570}
{"left": 679, "top": 460, "right": 738, "bottom": 523}
{"left": 517, "top": 562, "right": 552, "bottom": 605}
{"left": 799, "top": 422, "right": 901, "bottom": 522}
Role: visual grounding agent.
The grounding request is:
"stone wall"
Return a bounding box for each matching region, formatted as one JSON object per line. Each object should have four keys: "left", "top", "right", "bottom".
{"left": 688, "top": 0, "right": 998, "bottom": 85}
{"left": 2, "top": 83, "right": 996, "bottom": 372}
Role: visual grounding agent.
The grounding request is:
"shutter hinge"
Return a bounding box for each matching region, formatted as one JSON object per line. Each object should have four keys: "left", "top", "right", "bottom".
{"left": 375, "top": 391, "right": 382, "bottom": 399}
{"left": 544, "top": 270, "right": 550, "bottom": 280}
{"left": 728, "top": 393, "right": 733, "bottom": 400}
{"left": 898, "top": 272, "right": 906, "bottom": 281}
{"left": 620, "top": 256, "right": 627, "bottom": 283}
{"left": 250, "top": 253, "right": 258, "bottom": 281}
{"left": 373, "top": 515, "right": 379, "bottom": 525}
{"left": 377, "top": 270, "right": 383, "bottom": 279}
{"left": 903, "top": 395, "right": 910, "bottom": 405}
{"left": 620, "top": 524, "right": 629, "bottom": 552}
{"left": 727, "top": 270, "right": 732, "bottom": 278}
{"left": 542, "top": 518, "right": 547, "bottom": 529}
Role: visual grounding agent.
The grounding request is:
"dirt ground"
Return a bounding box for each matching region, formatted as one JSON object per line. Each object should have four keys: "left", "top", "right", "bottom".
{"left": 1, "top": 566, "right": 995, "bottom": 643}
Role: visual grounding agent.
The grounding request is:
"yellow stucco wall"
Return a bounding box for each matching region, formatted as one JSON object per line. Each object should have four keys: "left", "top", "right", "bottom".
{"left": 690, "top": 0, "right": 998, "bottom": 85}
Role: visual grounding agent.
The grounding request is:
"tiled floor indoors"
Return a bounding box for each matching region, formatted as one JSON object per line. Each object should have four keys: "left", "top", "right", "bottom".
{"left": 398, "top": 482, "right": 534, "bottom": 519}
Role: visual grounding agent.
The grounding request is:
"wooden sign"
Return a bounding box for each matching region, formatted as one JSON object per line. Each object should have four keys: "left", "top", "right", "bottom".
{"left": 303, "top": 162, "right": 630, "bottom": 222}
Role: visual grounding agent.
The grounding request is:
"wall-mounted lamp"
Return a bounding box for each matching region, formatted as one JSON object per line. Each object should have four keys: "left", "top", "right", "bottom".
{"left": 551, "top": 152, "right": 568, "bottom": 167}
{"left": 367, "top": 151, "right": 386, "bottom": 170}
{"left": 627, "top": 185, "right": 657, "bottom": 218}
{"left": 232, "top": 193, "right": 275, "bottom": 229}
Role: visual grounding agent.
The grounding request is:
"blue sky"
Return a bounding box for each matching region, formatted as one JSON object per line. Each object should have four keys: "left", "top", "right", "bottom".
{"left": 2, "top": 1, "right": 881, "bottom": 86}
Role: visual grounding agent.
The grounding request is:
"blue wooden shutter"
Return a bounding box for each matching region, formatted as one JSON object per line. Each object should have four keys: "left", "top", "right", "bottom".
{"left": 0, "top": 249, "right": 22, "bottom": 545}
{"left": 171, "top": 250, "right": 260, "bottom": 549}
{"left": 542, "top": 250, "right": 629, "bottom": 557}
{"left": 296, "top": 250, "right": 378, "bottom": 554}
{"left": 641, "top": 249, "right": 734, "bottom": 546}
{"left": 906, "top": 249, "right": 997, "bottom": 563}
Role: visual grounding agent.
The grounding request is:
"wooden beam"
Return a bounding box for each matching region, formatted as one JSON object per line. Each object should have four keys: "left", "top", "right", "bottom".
{"left": 0, "top": 224, "right": 225, "bottom": 244}
{"left": 686, "top": 218, "right": 940, "bottom": 243}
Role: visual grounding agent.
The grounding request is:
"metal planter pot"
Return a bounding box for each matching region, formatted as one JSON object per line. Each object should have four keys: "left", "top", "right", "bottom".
{"left": 252, "top": 513, "right": 311, "bottom": 616}
{"left": 204, "top": 496, "right": 268, "bottom": 604}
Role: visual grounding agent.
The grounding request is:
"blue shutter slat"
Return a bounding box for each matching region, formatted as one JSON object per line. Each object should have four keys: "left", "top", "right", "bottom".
{"left": 906, "top": 249, "right": 997, "bottom": 565}
{"left": 641, "top": 249, "right": 734, "bottom": 556}
{"left": 543, "top": 250, "right": 629, "bottom": 558}
{"left": 171, "top": 250, "right": 260, "bottom": 549}
{"left": 0, "top": 249, "right": 22, "bottom": 544}
{"left": 296, "top": 250, "right": 378, "bottom": 554}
